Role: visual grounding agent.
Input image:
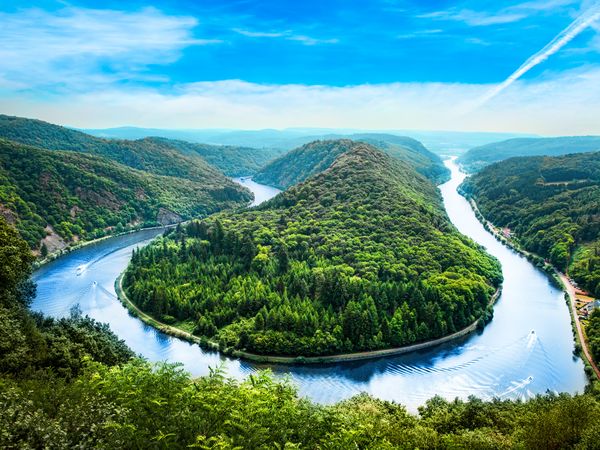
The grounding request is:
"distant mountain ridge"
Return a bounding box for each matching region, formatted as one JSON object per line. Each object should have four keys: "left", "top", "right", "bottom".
{"left": 0, "top": 115, "right": 270, "bottom": 180}
{"left": 253, "top": 137, "right": 449, "bottom": 189}
{"left": 458, "top": 136, "right": 600, "bottom": 172}
{"left": 84, "top": 125, "right": 532, "bottom": 155}
{"left": 144, "top": 137, "right": 285, "bottom": 177}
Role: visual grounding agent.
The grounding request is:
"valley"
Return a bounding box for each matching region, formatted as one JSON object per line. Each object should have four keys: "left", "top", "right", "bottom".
{"left": 3, "top": 2, "right": 600, "bottom": 445}
{"left": 28, "top": 157, "right": 586, "bottom": 409}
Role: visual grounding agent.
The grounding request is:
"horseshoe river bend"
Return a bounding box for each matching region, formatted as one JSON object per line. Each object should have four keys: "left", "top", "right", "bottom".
{"left": 31, "top": 160, "right": 587, "bottom": 411}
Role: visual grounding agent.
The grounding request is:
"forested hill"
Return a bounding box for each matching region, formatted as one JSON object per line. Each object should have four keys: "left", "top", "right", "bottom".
{"left": 253, "top": 137, "right": 448, "bottom": 189}
{"left": 0, "top": 115, "right": 243, "bottom": 182}
{"left": 458, "top": 136, "right": 600, "bottom": 172}
{"left": 145, "top": 137, "right": 284, "bottom": 177}
{"left": 124, "top": 141, "right": 501, "bottom": 357}
{"left": 0, "top": 139, "right": 252, "bottom": 252}
{"left": 462, "top": 152, "right": 600, "bottom": 296}
{"left": 345, "top": 133, "right": 449, "bottom": 183}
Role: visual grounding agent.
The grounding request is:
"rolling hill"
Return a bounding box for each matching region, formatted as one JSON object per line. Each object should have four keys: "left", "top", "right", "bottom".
{"left": 0, "top": 139, "right": 252, "bottom": 253}
{"left": 461, "top": 152, "right": 600, "bottom": 296}
{"left": 0, "top": 115, "right": 261, "bottom": 181}
{"left": 85, "top": 126, "right": 532, "bottom": 156}
{"left": 144, "top": 137, "right": 284, "bottom": 177}
{"left": 458, "top": 136, "right": 600, "bottom": 172}
{"left": 123, "top": 141, "right": 501, "bottom": 357}
{"left": 253, "top": 138, "right": 448, "bottom": 189}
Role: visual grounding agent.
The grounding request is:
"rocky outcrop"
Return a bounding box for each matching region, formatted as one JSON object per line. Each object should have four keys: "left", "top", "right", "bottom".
{"left": 156, "top": 208, "right": 182, "bottom": 226}
{"left": 40, "top": 224, "right": 67, "bottom": 254}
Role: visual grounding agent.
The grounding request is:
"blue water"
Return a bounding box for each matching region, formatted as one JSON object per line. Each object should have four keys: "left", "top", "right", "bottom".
{"left": 31, "top": 166, "right": 587, "bottom": 411}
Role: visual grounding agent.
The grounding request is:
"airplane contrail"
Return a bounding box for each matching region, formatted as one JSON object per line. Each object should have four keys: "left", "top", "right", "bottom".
{"left": 468, "top": 1, "right": 600, "bottom": 112}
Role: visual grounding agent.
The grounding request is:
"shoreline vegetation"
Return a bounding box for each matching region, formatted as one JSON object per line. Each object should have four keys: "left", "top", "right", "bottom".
{"left": 115, "top": 271, "right": 501, "bottom": 364}
{"left": 117, "top": 144, "right": 502, "bottom": 363}
{"left": 33, "top": 176, "right": 257, "bottom": 270}
{"left": 463, "top": 192, "right": 600, "bottom": 383}
{"left": 32, "top": 223, "right": 170, "bottom": 269}
{"left": 3, "top": 211, "right": 600, "bottom": 450}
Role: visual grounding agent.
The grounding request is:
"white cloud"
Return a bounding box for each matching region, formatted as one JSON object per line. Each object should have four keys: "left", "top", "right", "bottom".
{"left": 232, "top": 28, "right": 338, "bottom": 45}
{"left": 418, "top": 0, "right": 580, "bottom": 27}
{"left": 396, "top": 29, "right": 444, "bottom": 39}
{"left": 510, "top": 0, "right": 579, "bottom": 12}
{"left": 418, "top": 9, "right": 527, "bottom": 26}
{"left": 232, "top": 28, "right": 285, "bottom": 38}
{"left": 4, "top": 67, "right": 600, "bottom": 135}
{"left": 0, "top": 7, "right": 219, "bottom": 90}
{"left": 468, "top": 1, "right": 600, "bottom": 111}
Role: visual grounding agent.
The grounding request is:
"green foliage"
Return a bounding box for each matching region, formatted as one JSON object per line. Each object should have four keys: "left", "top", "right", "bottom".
{"left": 254, "top": 138, "right": 449, "bottom": 189}
{"left": 125, "top": 142, "right": 501, "bottom": 356}
{"left": 350, "top": 134, "right": 450, "bottom": 183}
{"left": 0, "top": 115, "right": 238, "bottom": 183}
{"left": 458, "top": 136, "right": 600, "bottom": 172}
{"left": 0, "top": 217, "right": 134, "bottom": 378}
{"left": 462, "top": 152, "right": 600, "bottom": 296}
{"left": 1, "top": 209, "right": 600, "bottom": 449}
{"left": 588, "top": 309, "right": 600, "bottom": 363}
{"left": 0, "top": 138, "right": 252, "bottom": 249}
{"left": 2, "top": 360, "right": 600, "bottom": 449}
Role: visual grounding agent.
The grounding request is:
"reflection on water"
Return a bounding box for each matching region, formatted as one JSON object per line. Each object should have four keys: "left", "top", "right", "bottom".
{"left": 31, "top": 169, "right": 586, "bottom": 411}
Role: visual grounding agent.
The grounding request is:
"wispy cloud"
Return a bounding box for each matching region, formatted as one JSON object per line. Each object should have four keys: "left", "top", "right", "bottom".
{"left": 418, "top": 9, "right": 527, "bottom": 27}
{"left": 510, "top": 0, "right": 578, "bottom": 12}
{"left": 468, "top": 1, "right": 600, "bottom": 111}
{"left": 232, "top": 27, "right": 338, "bottom": 45}
{"left": 396, "top": 29, "right": 444, "bottom": 39}
{"left": 0, "top": 7, "right": 218, "bottom": 90}
{"left": 232, "top": 28, "right": 285, "bottom": 38}
{"left": 418, "top": 0, "right": 578, "bottom": 27}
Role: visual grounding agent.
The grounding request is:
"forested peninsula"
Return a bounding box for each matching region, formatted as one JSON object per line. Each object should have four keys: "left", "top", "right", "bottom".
{"left": 123, "top": 141, "right": 501, "bottom": 357}
{"left": 461, "top": 152, "right": 600, "bottom": 297}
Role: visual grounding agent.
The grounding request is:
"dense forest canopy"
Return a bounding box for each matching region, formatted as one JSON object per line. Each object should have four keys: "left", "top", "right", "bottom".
{"left": 461, "top": 152, "right": 600, "bottom": 296}
{"left": 124, "top": 141, "right": 501, "bottom": 357}
{"left": 458, "top": 136, "right": 600, "bottom": 172}
{"left": 0, "top": 216, "right": 134, "bottom": 379}
{"left": 0, "top": 139, "right": 252, "bottom": 251}
{"left": 0, "top": 114, "right": 249, "bottom": 183}
{"left": 254, "top": 137, "right": 449, "bottom": 189}
{"left": 1, "top": 155, "right": 600, "bottom": 449}
{"left": 145, "top": 137, "right": 284, "bottom": 177}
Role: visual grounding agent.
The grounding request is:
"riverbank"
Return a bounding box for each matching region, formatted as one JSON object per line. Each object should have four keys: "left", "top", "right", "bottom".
{"left": 33, "top": 176, "right": 263, "bottom": 270}
{"left": 33, "top": 223, "right": 171, "bottom": 270}
{"left": 116, "top": 271, "right": 501, "bottom": 365}
{"left": 464, "top": 194, "right": 600, "bottom": 382}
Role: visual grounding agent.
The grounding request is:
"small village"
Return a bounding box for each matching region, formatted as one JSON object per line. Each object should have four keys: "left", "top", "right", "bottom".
{"left": 575, "top": 279, "right": 600, "bottom": 321}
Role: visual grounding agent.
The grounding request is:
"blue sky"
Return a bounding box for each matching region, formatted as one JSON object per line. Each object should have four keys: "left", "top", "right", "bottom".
{"left": 1, "top": 0, "right": 600, "bottom": 133}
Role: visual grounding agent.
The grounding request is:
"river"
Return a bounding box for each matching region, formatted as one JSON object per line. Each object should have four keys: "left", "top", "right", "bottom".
{"left": 31, "top": 163, "right": 587, "bottom": 410}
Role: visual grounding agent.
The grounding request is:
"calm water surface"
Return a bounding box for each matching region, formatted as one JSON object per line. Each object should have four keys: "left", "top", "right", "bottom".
{"left": 32, "top": 165, "right": 587, "bottom": 410}
{"left": 234, "top": 177, "right": 281, "bottom": 206}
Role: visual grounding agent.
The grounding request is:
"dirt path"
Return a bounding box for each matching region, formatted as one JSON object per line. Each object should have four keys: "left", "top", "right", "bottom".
{"left": 558, "top": 271, "right": 600, "bottom": 380}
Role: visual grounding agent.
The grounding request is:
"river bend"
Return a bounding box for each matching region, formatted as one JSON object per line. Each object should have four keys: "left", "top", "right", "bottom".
{"left": 31, "top": 164, "right": 587, "bottom": 410}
